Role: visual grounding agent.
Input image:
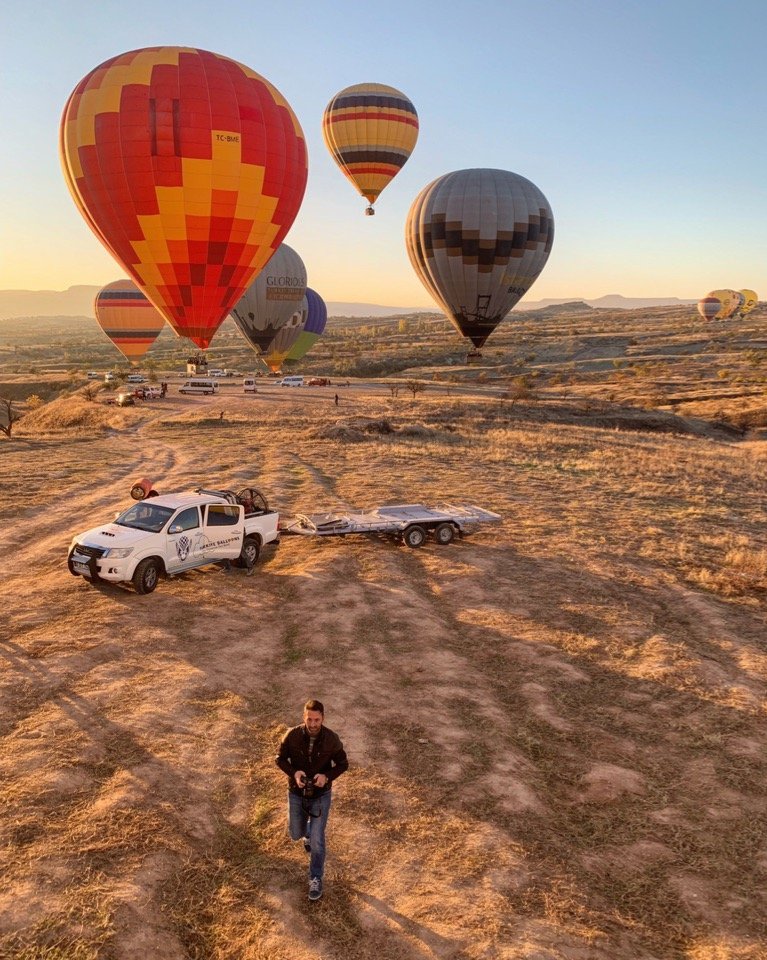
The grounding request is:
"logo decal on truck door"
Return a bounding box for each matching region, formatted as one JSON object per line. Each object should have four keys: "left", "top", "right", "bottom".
{"left": 176, "top": 535, "right": 192, "bottom": 561}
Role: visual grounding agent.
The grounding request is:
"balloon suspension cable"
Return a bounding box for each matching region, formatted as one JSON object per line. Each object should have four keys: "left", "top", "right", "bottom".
{"left": 365, "top": 205, "right": 375, "bottom": 216}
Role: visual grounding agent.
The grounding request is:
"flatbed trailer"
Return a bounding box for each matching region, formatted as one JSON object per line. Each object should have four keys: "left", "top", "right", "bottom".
{"left": 280, "top": 503, "right": 501, "bottom": 548}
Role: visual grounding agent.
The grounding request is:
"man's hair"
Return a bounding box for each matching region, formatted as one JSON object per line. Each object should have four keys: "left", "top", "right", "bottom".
{"left": 304, "top": 699, "right": 324, "bottom": 715}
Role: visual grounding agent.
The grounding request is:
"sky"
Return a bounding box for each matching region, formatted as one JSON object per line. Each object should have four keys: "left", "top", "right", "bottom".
{"left": 1, "top": 0, "right": 765, "bottom": 306}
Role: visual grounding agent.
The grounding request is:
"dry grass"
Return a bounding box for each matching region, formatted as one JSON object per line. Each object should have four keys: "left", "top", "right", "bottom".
{"left": 1, "top": 376, "right": 766, "bottom": 960}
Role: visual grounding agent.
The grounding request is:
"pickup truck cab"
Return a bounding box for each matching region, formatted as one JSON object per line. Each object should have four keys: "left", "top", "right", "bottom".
{"left": 68, "top": 487, "right": 279, "bottom": 594}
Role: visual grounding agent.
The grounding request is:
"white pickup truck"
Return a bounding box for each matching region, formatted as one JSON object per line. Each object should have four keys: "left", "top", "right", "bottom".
{"left": 67, "top": 487, "right": 279, "bottom": 594}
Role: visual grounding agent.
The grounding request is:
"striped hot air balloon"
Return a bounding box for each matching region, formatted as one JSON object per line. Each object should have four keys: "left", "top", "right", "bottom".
{"left": 322, "top": 83, "right": 418, "bottom": 215}
{"left": 60, "top": 47, "right": 308, "bottom": 350}
{"left": 406, "top": 169, "right": 554, "bottom": 349}
{"left": 697, "top": 296, "right": 721, "bottom": 322}
{"left": 94, "top": 280, "right": 166, "bottom": 364}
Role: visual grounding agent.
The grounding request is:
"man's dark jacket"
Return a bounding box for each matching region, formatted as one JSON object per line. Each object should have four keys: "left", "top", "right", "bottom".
{"left": 276, "top": 724, "right": 349, "bottom": 797}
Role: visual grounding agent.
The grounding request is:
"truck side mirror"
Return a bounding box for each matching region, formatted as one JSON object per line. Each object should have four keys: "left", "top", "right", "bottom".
{"left": 168, "top": 524, "right": 182, "bottom": 534}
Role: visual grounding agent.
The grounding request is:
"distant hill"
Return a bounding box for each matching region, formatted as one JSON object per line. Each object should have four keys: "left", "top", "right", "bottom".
{"left": 0, "top": 286, "right": 697, "bottom": 321}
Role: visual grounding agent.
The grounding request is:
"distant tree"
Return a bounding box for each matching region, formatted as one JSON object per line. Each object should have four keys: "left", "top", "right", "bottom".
{"left": 398, "top": 318, "right": 410, "bottom": 335}
{"left": 83, "top": 383, "right": 101, "bottom": 402}
{"left": 388, "top": 383, "right": 400, "bottom": 398}
{"left": 406, "top": 380, "right": 427, "bottom": 400}
{"left": 0, "top": 398, "right": 22, "bottom": 439}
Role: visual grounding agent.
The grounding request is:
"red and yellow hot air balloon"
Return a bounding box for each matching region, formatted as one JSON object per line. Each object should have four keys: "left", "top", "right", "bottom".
{"left": 322, "top": 82, "right": 418, "bottom": 215}
{"left": 60, "top": 46, "right": 308, "bottom": 349}
{"left": 95, "top": 280, "right": 166, "bottom": 364}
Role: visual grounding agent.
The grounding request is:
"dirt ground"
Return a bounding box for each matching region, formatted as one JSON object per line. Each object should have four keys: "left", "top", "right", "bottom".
{"left": 1, "top": 382, "right": 766, "bottom": 960}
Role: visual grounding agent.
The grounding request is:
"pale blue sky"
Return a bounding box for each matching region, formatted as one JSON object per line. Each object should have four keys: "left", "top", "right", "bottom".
{"left": 1, "top": 0, "right": 764, "bottom": 304}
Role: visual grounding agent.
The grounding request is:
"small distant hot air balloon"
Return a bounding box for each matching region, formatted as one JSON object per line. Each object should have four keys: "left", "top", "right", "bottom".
{"left": 95, "top": 280, "right": 166, "bottom": 364}
{"left": 60, "top": 46, "right": 308, "bottom": 350}
{"left": 706, "top": 289, "right": 738, "bottom": 320}
{"left": 286, "top": 288, "right": 328, "bottom": 361}
{"left": 230, "top": 244, "right": 307, "bottom": 353}
{"left": 697, "top": 295, "right": 721, "bottom": 322}
{"left": 405, "top": 168, "right": 554, "bottom": 349}
{"left": 322, "top": 83, "right": 418, "bottom": 215}
{"left": 263, "top": 299, "right": 308, "bottom": 373}
{"left": 740, "top": 289, "right": 758, "bottom": 315}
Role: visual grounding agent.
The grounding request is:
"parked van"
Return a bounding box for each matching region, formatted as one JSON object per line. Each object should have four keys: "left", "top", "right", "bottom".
{"left": 104, "top": 372, "right": 116, "bottom": 382}
{"left": 179, "top": 379, "right": 219, "bottom": 395}
{"left": 87, "top": 371, "right": 100, "bottom": 380}
{"left": 127, "top": 374, "right": 146, "bottom": 383}
{"left": 243, "top": 378, "right": 258, "bottom": 393}
{"left": 208, "top": 369, "right": 226, "bottom": 378}
{"left": 279, "top": 376, "right": 304, "bottom": 387}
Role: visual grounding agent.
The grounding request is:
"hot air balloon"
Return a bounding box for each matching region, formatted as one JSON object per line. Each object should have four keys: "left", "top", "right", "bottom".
{"left": 230, "top": 243, "right": 306, "bottom": 353}
{"left": 740, "top": 289, "right": 758, "bottom": 315}
{"left": 697, "top": 296, "right": 721, "bottom": 322}
{"left": 322, "top": 83, "right": 418, "bottom": 215}
{"left": 263, "top": 299, "right": 308, "bottom": 373}
{"left": 60, "top": 47, "right": 308, "bottom": 350}
{"left": 405, "top": 168, "right": 554, "bottom": 349}
{"left": 286, "top": 288, "right": 328, "bottom": 361}
{"left": 706, "top": 289, "right": 738, "bottom": 320}
{"left": 94, "top": 280, "right": 166, "bottom": 364}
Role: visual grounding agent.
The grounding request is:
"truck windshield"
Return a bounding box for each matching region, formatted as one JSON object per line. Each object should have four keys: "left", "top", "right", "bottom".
{"left": 116, "top": 503, "right": 175, "bottom": 533}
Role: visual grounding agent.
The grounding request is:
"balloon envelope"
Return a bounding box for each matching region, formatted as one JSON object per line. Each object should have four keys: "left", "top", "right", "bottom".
{"left": 230, "top": 244, "right": 307, "bottom": 353}
{"left": 322, "top": 83, "right": 418, "bottom": 212}
{"left": 286, "top": 288, "right": 327, "bottom": 361}
{"left": 405, "top": 168, "right": 554, "bottom": 348}
{"left": 697, "top": 296, "right": 721, "bottom": 322}
{"left": 707, "top": 289, "right": 738, "bottom": 319}
{"left": 740, "top": 289, "right": 758, "bottom": 315}
{"left": 60, "top": 46, "right": 308, "bottom": 349}
{"left": 263, "top": 299, "right": 307, "bottom": 372}
{"left": 95, "top": 280, "right": 166, "bottom": 364}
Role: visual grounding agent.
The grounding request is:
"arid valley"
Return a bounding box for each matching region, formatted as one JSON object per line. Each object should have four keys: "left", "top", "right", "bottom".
{"left": 1, "top": 303, "right": 766, "bottom": 959}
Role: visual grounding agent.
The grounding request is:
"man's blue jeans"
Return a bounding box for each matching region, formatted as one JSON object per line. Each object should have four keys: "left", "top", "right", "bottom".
{"left": 289, "top": 790, "right": 332, "bottom": 879}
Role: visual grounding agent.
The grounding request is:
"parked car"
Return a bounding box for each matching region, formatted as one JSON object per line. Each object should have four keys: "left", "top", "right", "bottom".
{"left": 104, "top": 372, "right": 116, "bottom": 382}
{"left": 306, "top": 377, "right": 331, "bottom": 386}
{"left": 87, "top": 371, "right": 100, "bottom": 380}
{"left": 115, "top": 393, "right": 135, "bottom": 407}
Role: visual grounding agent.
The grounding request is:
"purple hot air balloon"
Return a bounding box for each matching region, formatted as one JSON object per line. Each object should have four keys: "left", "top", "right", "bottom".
{"left": 286, "top": 288, "right": 328, "bottom": 360}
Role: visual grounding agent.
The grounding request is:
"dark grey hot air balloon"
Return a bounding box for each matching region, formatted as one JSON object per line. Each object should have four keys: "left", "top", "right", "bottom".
{"left": 405, "top": 168, "right": 554, "bottom": 348}
{"left": 230, "top": 243, "right": 307, "bottom": 354}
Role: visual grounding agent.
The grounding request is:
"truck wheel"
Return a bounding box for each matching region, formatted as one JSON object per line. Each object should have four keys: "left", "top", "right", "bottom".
{"left": 133, "top": 558, "right": 160, "bottom": 594}
{"left": 240, "top": 535, "right": 261, "bottom": 569}
{"left": 433, "top": 522, "right": 455, "bottom": 545}
{"left": 403, "top": 525, "right": 426, "bottom": 548}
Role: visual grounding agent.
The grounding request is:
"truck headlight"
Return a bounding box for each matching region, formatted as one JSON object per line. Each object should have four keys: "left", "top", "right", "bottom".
{"left": 102, "top": 547, "right": 133, "bottom": 559}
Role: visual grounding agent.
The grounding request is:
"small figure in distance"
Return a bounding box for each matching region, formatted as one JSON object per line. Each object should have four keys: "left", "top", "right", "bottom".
{"left": 219, "top": 410, "right": 224, "bottom": 421}
{"left": 276, "top": 699, "right": 349, "bottom": 902}
{"left": 334, "top": 393, "right": 339, "bottom": 406}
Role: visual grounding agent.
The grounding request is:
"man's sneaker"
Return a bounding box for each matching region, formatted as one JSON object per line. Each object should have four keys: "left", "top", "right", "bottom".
{"left": 308, "top": 877, "right": 323, "bottom": 901}
{"left": 303, "top": 837, "right": 311, "bottom": 854}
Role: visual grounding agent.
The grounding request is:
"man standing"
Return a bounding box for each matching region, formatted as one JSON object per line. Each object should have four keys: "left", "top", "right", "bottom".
{"left": 276, "top": 699, "right": 348, "bottom": 901}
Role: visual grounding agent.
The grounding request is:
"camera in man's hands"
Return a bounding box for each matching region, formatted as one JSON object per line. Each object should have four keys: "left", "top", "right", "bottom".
{"left": 301, "top": 780, "right": 315, "bottom": 799}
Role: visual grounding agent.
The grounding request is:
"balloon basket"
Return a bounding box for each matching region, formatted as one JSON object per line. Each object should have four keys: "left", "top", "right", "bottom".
{"left": 466, "top": 350, "right": 483, "bottom": 364}
{"left": 365, "top": 206, "right": 375, "bottom": 216}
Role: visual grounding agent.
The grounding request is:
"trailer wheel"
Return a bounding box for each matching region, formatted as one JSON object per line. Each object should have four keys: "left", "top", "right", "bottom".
{"left": 403, "top": 525, "right": 427, "bottom": 548}
{"left": 133, "top": 558, "right": 161, "bottom": 595}
{"left": 433, "top": 522, "right": 455, "bottom": 545}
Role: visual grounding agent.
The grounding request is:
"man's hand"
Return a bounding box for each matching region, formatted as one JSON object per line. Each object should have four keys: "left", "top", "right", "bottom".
{"left": 313, "top": 773, "right": 328, "bottom": 788}
{"left": 294, "top": 770, "right": 307, "bottom": 787}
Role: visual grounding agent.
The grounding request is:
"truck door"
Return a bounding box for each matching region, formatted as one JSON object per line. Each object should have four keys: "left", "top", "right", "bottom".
{"left": 201, "top": 504, "right": 243, "bottom": 561}
{"left": 166, "top": 506, "right": 204, "bottom": 570}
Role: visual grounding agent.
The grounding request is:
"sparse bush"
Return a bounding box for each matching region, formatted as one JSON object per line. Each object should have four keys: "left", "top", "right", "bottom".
{"left": 25, "top": 395, "right": 45, "bottom": 411}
